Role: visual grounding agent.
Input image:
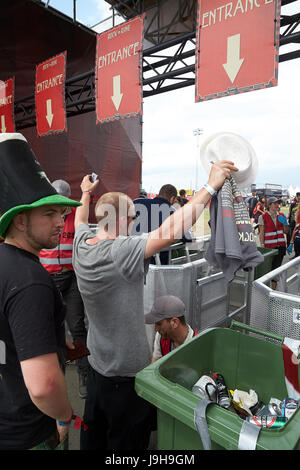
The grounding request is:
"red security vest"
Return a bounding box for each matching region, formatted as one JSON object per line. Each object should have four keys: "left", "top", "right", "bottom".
{"left": 160, "top": 328, "right": 198, "bottom": 356}
{"left": 262, "top": 212, "right": 286, "bottom": 248}
{"left": 293, "top": 216, "right": 300, "bottom": 241}
{"left": 39, "top": 208, "right": 76, "bottom": 274}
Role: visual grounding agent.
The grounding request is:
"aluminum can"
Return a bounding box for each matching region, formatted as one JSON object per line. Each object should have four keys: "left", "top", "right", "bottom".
{"left": 247, "top": 415, "right": 287, "bottom": 428}
{"left": 280, "top": 398, "right": 299, "bottom": 420}
{"left": 256, "top": 403, "right": 282, "bottom": 417}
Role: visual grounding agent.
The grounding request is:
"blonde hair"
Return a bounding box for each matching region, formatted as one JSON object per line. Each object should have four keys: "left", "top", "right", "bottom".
{"left": 95, "top": 192, "right": 133, "bottom": 231}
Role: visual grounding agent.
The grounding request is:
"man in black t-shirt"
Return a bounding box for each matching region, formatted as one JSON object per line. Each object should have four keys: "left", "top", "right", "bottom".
{"left": 0, "top": 242, "right": 66, "bottom": 449}
{"left": 0, "top": 205, "right": 79, "bottom": 450}
{"left": 0, "top": 133, "right": 81, "bottom": 450}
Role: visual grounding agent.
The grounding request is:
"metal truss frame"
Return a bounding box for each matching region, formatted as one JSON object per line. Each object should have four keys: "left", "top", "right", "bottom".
{"left": 14, "top": 70, "right": 95, "bottom": 131}
{"left": 14, "top": 0, "right": 300, "bottom": 129}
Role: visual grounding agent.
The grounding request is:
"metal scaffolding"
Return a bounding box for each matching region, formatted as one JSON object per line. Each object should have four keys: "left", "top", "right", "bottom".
{"left": 14, "top": 0, "right": 300, "bottom": 130}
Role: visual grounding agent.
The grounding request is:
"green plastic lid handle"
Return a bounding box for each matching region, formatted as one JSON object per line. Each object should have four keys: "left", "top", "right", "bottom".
{"left": 230, "top": 320, "right": 284, "bottom": 344}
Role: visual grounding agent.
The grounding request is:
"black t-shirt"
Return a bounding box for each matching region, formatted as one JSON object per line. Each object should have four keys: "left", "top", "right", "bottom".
{"left": 248, "top": 197, "right": 258, "bottom": 216}
{"left": 0, "top": 244, "right": 66, "bottom": 450}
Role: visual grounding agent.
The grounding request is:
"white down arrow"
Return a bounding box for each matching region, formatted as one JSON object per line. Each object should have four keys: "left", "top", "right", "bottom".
{"left": 222, "top": 34, "right": 245, "bottom": 84}
{"left": 111, "top": 75, "right": 123, "bottom": 111}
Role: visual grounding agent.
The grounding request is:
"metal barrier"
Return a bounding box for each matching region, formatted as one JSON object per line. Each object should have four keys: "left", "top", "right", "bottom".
{"left": 167, "top": 237, "right": 211, "bottom": 265}
{"left": 88, "top": 225, "right": 255, "bottom": 350}
{"left": 144, "top": 257, "right": 253, "bottom": 349}
{"left": 250, "top": 257, "right": 300, "bottom": 339}
{"left": 87, "top": 225, "right": 251, "bottom": 333}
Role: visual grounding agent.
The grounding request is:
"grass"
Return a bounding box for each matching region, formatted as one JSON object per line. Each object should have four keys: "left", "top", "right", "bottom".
{"left": 193, "top": 207, "right": 210, "bottom": 237}
{"left": 192, "top": 205, "right": 290, "bottom": 238}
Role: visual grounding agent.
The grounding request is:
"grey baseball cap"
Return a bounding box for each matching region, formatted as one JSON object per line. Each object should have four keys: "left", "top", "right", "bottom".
{"left": 52, "top": 179, "right": 71, "bottom": 198}
{"left": 145, "top": 295, "right": 186, "bottom": 324}
{"left": 267, "top": 196, "right": 282, "bottom": 205}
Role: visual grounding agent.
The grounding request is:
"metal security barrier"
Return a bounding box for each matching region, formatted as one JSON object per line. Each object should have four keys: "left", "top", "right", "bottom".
{"left": 250, "top": 257, "right": 300, "bottom": 340}
{"left": 167, "top": 237, "right": 211, "bottom": 265}
{"left": 144, "top": 256, "right": 253, "bottom": 349}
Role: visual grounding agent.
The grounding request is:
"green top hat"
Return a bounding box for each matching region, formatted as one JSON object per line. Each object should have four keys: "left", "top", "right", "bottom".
{"left": 0, "top": 133, "right": 81, "bottom": 238}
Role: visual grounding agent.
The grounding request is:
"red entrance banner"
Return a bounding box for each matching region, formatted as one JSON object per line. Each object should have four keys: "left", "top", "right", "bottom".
{"left": 35, "top": 51, "right": 67, "bottom": 137}
{"left": 0, "top": 77, "right": 15, "bottom": 133}
{"left": 96, "top": 15, "right": 144, "bottom": 124}
{"left": 195, "top": 0, "right": 281, "bottom": 102}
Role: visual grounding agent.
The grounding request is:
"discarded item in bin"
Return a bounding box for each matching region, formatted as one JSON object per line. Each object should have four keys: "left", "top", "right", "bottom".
{"left": 192, "top": 375, "right": 217, "bottom": 402}
{"left": 192, "top": 372, "right": 231, "bottom": 408}
{"left": 232, "top": 389, "right": 259, "bottom": 416}
{"left": 257, "top": 402, "right": 282, "bottom": 417}
{"left": 249, "top": 400, "right": 265, "bottom": 416}
{"left": 280, "top": 398, "right": 299, "bottom": 420}
{"left": 246, "top": 416, "right": 287, "bottom": 429}
{"left": 209, "top": 372, "right": 231, "bottom": 408}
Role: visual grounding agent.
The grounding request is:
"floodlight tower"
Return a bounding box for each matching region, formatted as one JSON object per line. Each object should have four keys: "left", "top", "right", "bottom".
{"left": 193, "top": 128, "right": 203, "bottom": 192}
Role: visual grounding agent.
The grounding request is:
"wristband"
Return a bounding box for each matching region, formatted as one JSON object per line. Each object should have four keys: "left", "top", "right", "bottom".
{"left": 57, "top": 414, "right": 88, "bottom": 431}
{"left": 203, "top": 183, "right": 217, "bottom": 197}
{"left": 57, "top": 411, "right": 74, "bottom": 427}
{"left": 82, "top": 190, "right": 91, "bottom": 195}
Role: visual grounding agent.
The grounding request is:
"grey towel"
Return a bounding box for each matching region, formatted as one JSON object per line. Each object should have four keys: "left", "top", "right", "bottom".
{"left": 205, "top": 176, "right": 264, "bottom": 282}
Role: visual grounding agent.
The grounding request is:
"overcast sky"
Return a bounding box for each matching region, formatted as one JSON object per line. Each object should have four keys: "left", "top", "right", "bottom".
{"left": 45, "top": 0, "right": 300, "bottom": 194}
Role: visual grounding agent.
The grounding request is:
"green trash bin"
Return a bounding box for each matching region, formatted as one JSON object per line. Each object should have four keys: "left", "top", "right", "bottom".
{"left": 135, "top": 321, "right": 300, "bottom": 450}
{"left": 254, "top": 247, "right": 278, "bottom": 280}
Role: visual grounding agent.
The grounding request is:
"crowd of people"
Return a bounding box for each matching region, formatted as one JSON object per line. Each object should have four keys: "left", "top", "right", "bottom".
{"left": 0, "top": 132, "right": 237, "bottom": 450}
{"left": 1, "top": 132, "right": 299, "bottom": 450}
{"left": 246, "top": 191, "right": 300, "bottom": 289}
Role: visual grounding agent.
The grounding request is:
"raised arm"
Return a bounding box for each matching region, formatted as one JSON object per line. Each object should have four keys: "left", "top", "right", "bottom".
{"left": 145, "top": 160, "right": 238, "bottom": 259}
{"left": 74, "top": 175, "right": 99, "bottom": 230}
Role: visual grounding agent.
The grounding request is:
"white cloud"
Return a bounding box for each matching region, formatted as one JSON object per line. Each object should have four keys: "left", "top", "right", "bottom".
{"left": 142, "top": 53, "right": 300, "bottom": 192}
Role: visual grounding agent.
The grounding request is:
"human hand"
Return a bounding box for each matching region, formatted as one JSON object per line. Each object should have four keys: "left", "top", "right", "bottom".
{"left": 278, "top": 214, "right": 288, "bottom": 226}
{"left": 65, "top": 338, "right": 75, "bottom": 351}
{"left": 80, "top": 174, "right": 99, "bottom": 194}
{"left": 207, "top": 160, "right": 238, "bottom": 191}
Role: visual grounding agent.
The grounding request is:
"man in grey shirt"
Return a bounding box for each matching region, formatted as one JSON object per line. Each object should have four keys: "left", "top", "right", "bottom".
{"left": 73, "top": 160, "right": 237, "bottom": 450}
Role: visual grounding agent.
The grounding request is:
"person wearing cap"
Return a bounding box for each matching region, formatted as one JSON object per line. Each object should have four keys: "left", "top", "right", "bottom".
{"left": 72, "top": 158, "right": 237, "bottom": 450}
{"left": 0, "top": 133, "right": 81, "bottom": 449}
{"left": 39, "top": 179, "right": 89, "bottom": 399}
{"left": 145, "top": 296, "right": 198, "bottom": 362}
{"left": 258, "top": 196, "right": 289, "bottom": 289}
